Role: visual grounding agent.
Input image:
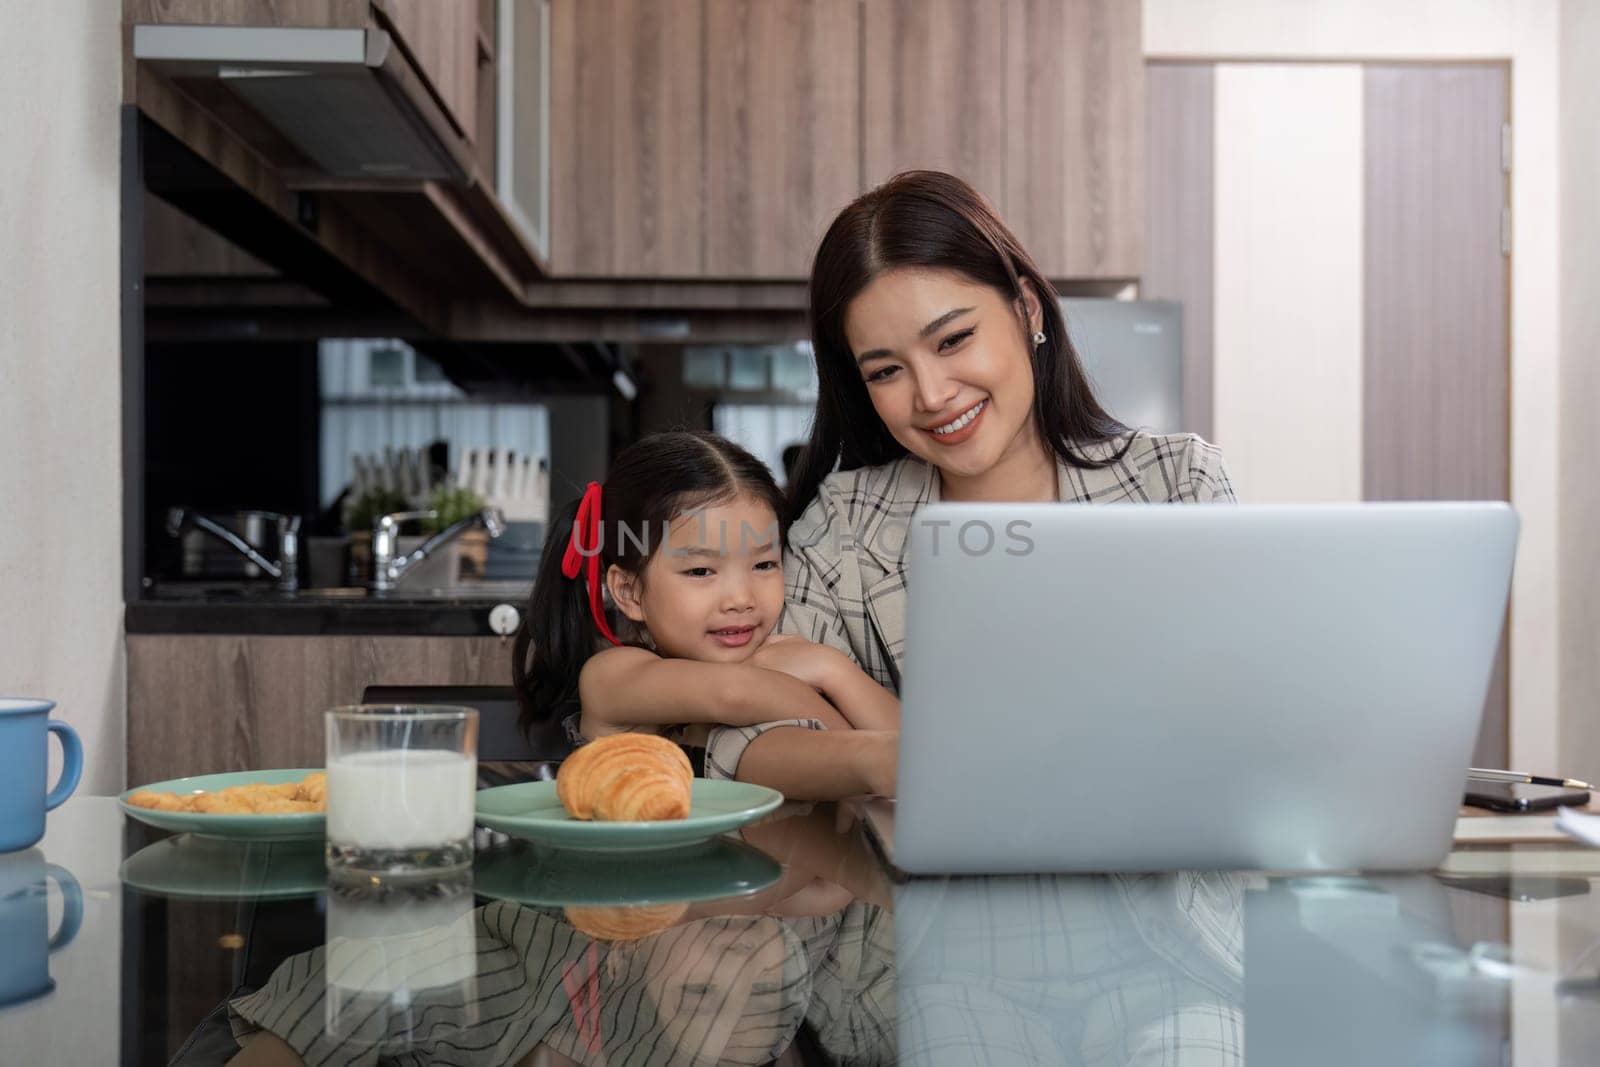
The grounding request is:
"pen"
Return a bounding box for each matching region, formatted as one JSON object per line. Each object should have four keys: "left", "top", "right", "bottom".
{"left": 1468, "top": 767, "right": 1596, "bottom": 792}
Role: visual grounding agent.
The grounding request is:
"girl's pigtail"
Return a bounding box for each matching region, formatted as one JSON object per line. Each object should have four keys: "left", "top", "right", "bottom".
{"left": 513, "top": 496, "right": 601, "bottom": 737}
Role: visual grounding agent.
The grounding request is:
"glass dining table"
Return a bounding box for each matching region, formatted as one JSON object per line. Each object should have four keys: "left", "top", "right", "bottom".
{"left": 4, "top": 796, "right": 1600, "bottom": 1066}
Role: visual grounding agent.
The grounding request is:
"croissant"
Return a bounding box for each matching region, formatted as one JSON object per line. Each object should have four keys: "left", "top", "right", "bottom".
{"left": 556, "top": 733, "right": 693, "bottom": 821}
{"left": 565, "top": 902, "right": 688, "bottom": 942}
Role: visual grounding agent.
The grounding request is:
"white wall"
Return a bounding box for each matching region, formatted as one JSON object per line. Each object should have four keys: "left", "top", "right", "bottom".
{"left": 0, "top": 3, "right": 125, "bottom": 793}
{"left": 1146, "top": 0, "right": 1565, "bottom": 778}
{"left": 1212, "top": 64, "right": 1365, "bottom": 502}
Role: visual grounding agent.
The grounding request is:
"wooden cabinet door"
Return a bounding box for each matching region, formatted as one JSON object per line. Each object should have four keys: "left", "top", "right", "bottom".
{"left": 125, "top": 0, "right": 368, "bottom": 27}
{"left": 550, "top": 0, "right": 706, "bottom": 276}
{"left": 375, "top": 0, "right": 481, "bottom": 140}
{"left": 1004, "top": 0, "right": 1141, "bottom": 278}
{"left": 703, "top": 0, "right": 861, "bottom": 278}
{"left": 860, "top": 0, "right": 1007, "bottom": 211}
{"left": 127, "top": 635, "right": 510, "bottom": 783}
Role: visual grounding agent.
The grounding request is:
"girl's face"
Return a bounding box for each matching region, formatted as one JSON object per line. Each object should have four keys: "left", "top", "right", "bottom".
{"left": 608, "top": 493, "right": 785, "bottom": 664}
{"left": 844, "top": 266, "right": 1045, "bottom": 483}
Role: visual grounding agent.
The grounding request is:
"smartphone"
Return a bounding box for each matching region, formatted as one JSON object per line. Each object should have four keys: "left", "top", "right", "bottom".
{"left": 1436, "top": 874, "right": 1592, "bottom": 902}
{"left": 1462, "top": 781, "right": 1591, "bottom": 813}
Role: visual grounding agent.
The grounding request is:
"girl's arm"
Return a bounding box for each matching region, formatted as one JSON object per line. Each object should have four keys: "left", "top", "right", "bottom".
{"left": 578, "top": 646, "right": 851, "bottom": 733}
{"left": 734, "top": 727, "right": 897, "bottom": 800}
{"left": 748, "top": 637, "right": 900, "bottom": 731}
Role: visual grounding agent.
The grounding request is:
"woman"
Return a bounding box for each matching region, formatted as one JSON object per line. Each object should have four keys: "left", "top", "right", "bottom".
{"left": 732, "top": 169, "right": 1235, "bottom": 786}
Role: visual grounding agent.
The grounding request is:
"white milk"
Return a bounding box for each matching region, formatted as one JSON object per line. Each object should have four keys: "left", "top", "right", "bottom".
{"left": 326, "top": 749, "right": 476, "bottom": 849}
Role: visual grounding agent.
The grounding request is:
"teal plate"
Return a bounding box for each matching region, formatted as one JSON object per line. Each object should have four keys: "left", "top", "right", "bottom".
{"left": 475, "top": 779, "right": 784, "bottom": 852}
{"left": 120, "top": 834, "right": 326, "bottom": 901}
{"left": 118, "top": 769, "right": 325, "bottom": 841}
{"left": 473, "top": 836, "right": 782, "bottom": 908}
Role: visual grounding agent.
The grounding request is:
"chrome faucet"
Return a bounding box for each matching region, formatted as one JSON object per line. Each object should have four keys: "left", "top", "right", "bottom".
{"left": 370, "top": 506, "right": 506, "bottom": 592}
{"left": 166, "top": 508, "right": 301, "bottom": 592}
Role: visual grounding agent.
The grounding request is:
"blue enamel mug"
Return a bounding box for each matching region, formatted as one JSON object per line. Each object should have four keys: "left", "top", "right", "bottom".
{"left": 0, "top": 699, "right": 83, "bottom": 853}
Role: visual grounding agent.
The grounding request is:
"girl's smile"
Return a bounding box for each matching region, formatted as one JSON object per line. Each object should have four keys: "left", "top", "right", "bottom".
{"left": 609, "top": 492, "right": 785, "bottom": 663}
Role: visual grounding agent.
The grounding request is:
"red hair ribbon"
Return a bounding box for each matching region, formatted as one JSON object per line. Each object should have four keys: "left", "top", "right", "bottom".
{"left": 560, "top": 481, "right": 621, "bottom": 647}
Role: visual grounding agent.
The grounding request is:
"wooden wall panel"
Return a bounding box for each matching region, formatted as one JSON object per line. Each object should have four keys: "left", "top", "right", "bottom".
{"left": 127, "top": 635, "right": 512, "bottom": 783}
{"left": 1142, "top": 62, "right": 1214, "bottom": 439}
{"left": 703, "top": 0, "right": 861, "bottom": 277}
{"left": 1363, "top": 64, "right": 1510, "bottom": 768}
{"left": 1004, "top": 0, "right": 1142, "bottom": 279}
{"left": 1363, "top": 66, "right": 1508, "bottom": 501}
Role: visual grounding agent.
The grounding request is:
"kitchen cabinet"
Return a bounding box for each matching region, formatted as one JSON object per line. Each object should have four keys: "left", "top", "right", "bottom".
{"left": 550, "top": 0, "right": 1139, "bottom": 281}
{"left": 551, "top": 0, "right": 861, "bottom": 279}
{"left": 863, "top": 0, "right": 1141, "bottom": 279}
{"left": 860, "top": 0, "right": 1007, "bottom": 217}
{"left": 550, "top": 0, "right": 707, "bottom": 276}
{"left": 129, "top": 0, "right": 482, "bottom": 146}
{"left": 127, "top": 634, "right": 512, "bottom": 783}
{"left": 124, "top": 0, "right": 368, "bottom": 28}
{"left": 1003, "top": 0, "right": 1142, "bottom": 278}
{"left": 127, "top": 0, "right": 552, "bottom": 334}
{"left": 703, "top": 0, "right": 861, "bottom": 277}
{"left": 373, "top": 0, "right": 481, "bottom": 139}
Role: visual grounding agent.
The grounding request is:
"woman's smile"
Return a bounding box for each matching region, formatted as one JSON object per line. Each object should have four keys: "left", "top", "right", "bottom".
{"left": 922, "top": 398, "right": 988, "bottom": 445}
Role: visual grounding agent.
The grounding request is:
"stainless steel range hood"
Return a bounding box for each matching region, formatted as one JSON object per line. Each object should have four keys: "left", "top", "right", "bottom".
{"left": 133, "top": 25, "right": 471, "bottom": 183}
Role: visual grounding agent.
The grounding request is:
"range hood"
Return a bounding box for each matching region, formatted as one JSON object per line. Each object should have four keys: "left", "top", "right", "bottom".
{"left": 134, "top": 25, "right": 471, "bottom": 183}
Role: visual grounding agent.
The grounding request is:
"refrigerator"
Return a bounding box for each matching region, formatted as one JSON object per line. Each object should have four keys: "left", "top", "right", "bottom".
{"left": 1058, "top": 299, "right": 1186, "bottom": 435}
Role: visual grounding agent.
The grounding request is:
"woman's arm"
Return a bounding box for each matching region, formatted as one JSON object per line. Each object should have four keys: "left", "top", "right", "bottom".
{"left": 1176, "top": 434, "right": 1237, "bottom": 503}
{"left": 578, "top": 646, "right": 851, "bottom": 733}
{"left": 734, "top": 727, "right": 897, "bottom": 800}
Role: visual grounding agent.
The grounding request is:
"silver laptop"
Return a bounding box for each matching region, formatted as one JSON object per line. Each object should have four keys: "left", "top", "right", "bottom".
{"left": 894, "top": 502, "right": 1519, "bottom": 874}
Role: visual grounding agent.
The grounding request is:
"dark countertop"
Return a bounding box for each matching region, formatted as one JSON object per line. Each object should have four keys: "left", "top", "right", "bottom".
{"left": 125, "top": 580, "right": 531, "bottom": 636}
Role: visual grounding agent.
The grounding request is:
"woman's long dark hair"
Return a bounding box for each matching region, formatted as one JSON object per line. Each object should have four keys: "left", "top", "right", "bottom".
{"left": 512, "top": 431, "right": 787, "bottom": 737}
{"left": 789, "top": 170, "right": 1132, "bottom": 524}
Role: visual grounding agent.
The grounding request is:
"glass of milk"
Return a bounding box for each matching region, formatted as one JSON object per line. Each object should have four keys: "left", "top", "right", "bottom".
{"left": 325, "top": 705, "right": 478, "bottom": 875}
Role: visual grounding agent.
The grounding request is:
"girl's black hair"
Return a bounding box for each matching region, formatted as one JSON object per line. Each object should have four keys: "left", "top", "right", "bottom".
{"left": 789, "top": 169, "right": 1132, "bottom": 525}
{"left": 512, "top": 431, "right": 787, "bottom": 738}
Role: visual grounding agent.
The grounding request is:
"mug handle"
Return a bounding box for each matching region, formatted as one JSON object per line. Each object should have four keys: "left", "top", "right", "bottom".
{"left": 45, "top": 864, "right": 82, "bottom": 951}
{"left": 44, "top": 720, "right": 83, "bottom": 811}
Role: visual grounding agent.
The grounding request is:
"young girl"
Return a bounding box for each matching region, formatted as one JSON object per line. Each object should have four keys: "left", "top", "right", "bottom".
{"left": 512, "top": 431, "right": 899, "bottom": 799}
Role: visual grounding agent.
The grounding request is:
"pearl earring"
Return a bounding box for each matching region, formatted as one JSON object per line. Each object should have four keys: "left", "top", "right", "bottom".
{"left": 1032, "top": 331, "right": 1046, "bottom": 347}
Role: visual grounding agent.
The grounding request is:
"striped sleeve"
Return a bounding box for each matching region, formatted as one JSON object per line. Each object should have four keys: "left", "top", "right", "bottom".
{"left": 229, "top": 902, "right": 815, "bottom": 1065}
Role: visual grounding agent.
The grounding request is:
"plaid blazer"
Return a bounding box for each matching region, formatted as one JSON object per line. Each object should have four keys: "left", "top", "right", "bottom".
{"left": 777, "top": 431, "right": 1237, "bottom": 691}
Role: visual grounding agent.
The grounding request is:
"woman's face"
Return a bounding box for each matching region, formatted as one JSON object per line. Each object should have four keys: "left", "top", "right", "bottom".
{"left": 844, "top": 267, "right": 1044, "bottom": 482}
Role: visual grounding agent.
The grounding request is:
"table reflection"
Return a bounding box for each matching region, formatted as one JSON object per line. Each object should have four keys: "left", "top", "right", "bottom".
{"left": 213, "top": 803, "right": 896, "bottom": 1066}
{"left": 894, "top": 870, "right": 1570, "bottom": 1067}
